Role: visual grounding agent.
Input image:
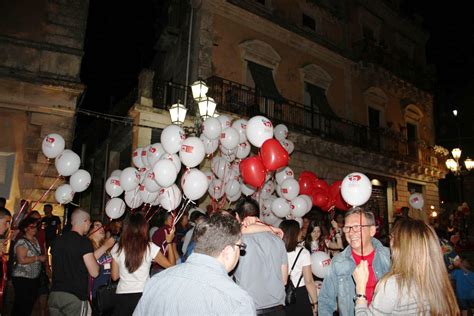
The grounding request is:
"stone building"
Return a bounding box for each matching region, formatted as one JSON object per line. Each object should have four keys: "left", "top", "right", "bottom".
{"left": 0, "top": 0, "right": 89, "bottom": 218}
{"left": 84, "top": 0, "right": 447, "bottom": 226}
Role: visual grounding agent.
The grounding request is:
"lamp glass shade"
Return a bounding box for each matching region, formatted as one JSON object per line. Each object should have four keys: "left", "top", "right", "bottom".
{"left": 169, "top": 102, "right": 187, "bottom": 125}
{"left": 452, "top": 148, "right": 462, "bottom": 159}
{"left": 198, "top": 97, "right": 216, "bottom": 119}
{"left": 465, "top": 158, "right": 474, "bottom": 171}
{"left": 445, "top": 158, "right": 458, "bottom": 171}
{"left": 212, "top": 110, "right": 220, "bottom": 118}
{"left": 191, "top": 80, "right": 208, "bottom": 100}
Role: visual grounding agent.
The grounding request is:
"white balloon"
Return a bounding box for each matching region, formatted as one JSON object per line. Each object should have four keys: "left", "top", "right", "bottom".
{"left": 160, "top": 153, "right": 181, "bottom": 173}
{"left": 341, "top": 172, "right": 372, "bottom": 207}
{"left": 55, "top": 184, "right": 74, "bottom": 204}
{"left": 280, "top": 139, "right": 294, "bottom": 154}
{"left": 271, "top": 197, "right": 291, "bottom": 218}
{"left": 105, "top": 198, "right": 126, "bottom": 219}
{"left": 55, "top": 149, "right": 80, "bottom": 176}
{"left": 138, "top": 167, "right": 149, "bottom": 184}
{"left": 147, "top": 143, "right": 166, "bottom": 166}
{"left": 409, "top": 193, "right": 424, "bottom": 209}
{"left": 181, "top": 169, "right": 209, "bottom": 201}
{"left": 222, "top": 153, "right": 236, "bottom": 163}
{"left": 274, "top": 124, "right": 289, "bottom": 141}
{"left": 217, "top": 114, "right": 232, "bottom": 130}
{"left": 42, "top": 133, "right": 65, "bottom": 159}
{"left": 153, "top": 159, "right": 178, "bottom": 188}
{"left": 261, "top": 210, "right": 279, "bottom": 226}
{"left": 132, "top": 148, "right": 145, "bottom": 169}
{"left": 225, "top": 179, "right": 240, "bottom": 197}
{"left": 246, "top": 116, "right": 274, "bottom": 148}
{"left": 141, "top": 147, "right": 151, "bottom": 168}
{"left": 280, "top": 178, "right": 300, "bottom": 200}
{"left": 260, "top": 180, "right": 275, "bottom": 199}
{"left": 241, "top": 183, "right": 256, "bottom": 196}
{"left": 179, "top": 137, "right": 205, "bottom": 168}
{"left": 261, "top": 197, "right": 276, "bottom": 217}
{"left": 211, "top": 157, "right": 229, "bottom": 179}
{"left": 105, "top": 176, "right": 124, "bottom": 198}
{"left": 202, "top": 117, "right": 222, "bottom": 140}
{"left": 236, "top": 141, "right": 251, "bottom": 159}
{"left": 139, "top": 185, "right": 159, "bottom": 204}
{"left": 120, "top": 167, "right": 140, "bottom": 192}
{"left": 125, "top": 188, "right": 143, "bottom": 209}
{"left": 227, "top": 190, "right": 241, "bottom": 202}
{"left": 159, "top": 184, "right": 182, "bottom": 211}
{"left": 223, "top": 167, "right": 240, "bottom": 185}
{"left": 204, "top": 170, "right": 214, "bottom": 184}
{"left": 219, "top": 144, "right": 237, "bottom": 156}
{"left": 69, "top": 169, "right": 91, "bottom": 193}
{"left": 208, "top": 178, "right": 225, "bottom": 199}
{"left": 275, "top": 166, "right": 294, "bottom": 185}
{"left": 200, "top": 134, "right": 219, "bottom": 155}
{"left": 232, "top": 119, "right": 248, "bottom": 143}
{"left": 290, "top": 196, "right": 309, "bottom": 218}
{"left": 300, "top": 194, "right": 313, "bottom": 212}
{"left": 311, "top": 251, "right": 332, "bottom": 278}
{"left": 110, "top": 169, "right": 122, "bottom": 178}
{"left": 161, "top": 125, "right": 186, "bottom": 154}
{"left": 276, "top": 184, "right": 283, "bottom": 197}
{"left": 143, "top": 170, "right": 161, "bottom": 192}
{"left": 220, "top": 127, "right": 240, "bottom": 150}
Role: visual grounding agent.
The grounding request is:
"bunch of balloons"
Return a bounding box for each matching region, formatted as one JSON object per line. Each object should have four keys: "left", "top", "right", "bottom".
{"left": 41, "top": 133, "right": 91, "bottom": 205}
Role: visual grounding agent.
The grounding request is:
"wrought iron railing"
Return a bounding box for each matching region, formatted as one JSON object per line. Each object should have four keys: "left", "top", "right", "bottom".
{"left": 153, "top": 76, "right": 435, "bottom": 167}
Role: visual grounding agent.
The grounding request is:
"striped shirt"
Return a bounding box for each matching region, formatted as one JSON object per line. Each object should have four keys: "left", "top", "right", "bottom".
{"left": 355, "top": 275, "right": 430, "bottom": 315}
{"left": 134, "top": 253, "right": 256, "bottom": 315}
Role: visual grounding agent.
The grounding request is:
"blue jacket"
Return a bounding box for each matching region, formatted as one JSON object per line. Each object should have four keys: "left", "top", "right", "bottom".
{"left": 318, "top": 238, "right": 391, "bottom": 316}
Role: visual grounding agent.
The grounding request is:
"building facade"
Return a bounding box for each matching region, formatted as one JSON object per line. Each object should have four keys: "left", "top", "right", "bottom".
{"left": 0, "top": 0, "right": 89, "bottom": 217}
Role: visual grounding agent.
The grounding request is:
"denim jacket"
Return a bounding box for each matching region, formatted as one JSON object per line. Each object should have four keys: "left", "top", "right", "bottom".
{"left": 318, "top": 238, "right": 391, "bottom": 316}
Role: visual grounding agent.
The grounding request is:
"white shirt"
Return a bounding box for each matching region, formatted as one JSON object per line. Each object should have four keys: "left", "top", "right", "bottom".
{"left": 182, "top": 227, "right": 195, "bottom": 254}
{"left": 111, "top": 242, "right": 160, "bottom": 294}
{"left": 287, "top": 246, "right": 311, "bottom": 287}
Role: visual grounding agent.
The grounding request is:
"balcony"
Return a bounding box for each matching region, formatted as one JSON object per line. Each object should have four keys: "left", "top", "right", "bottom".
{"left": 153, "top": 76, "right": 435, "bottom": 167}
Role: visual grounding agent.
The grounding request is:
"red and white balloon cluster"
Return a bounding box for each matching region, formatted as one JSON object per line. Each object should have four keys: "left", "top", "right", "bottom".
{"left": 41, "top": 133, "right": 91, "bottom": 205}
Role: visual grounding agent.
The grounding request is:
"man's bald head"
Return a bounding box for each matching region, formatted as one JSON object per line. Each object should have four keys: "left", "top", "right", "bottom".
{"left": 71, "top": 208, "right": 91, "bottom": 235}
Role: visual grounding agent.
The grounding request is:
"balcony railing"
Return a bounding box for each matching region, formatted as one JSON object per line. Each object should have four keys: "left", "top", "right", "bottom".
{"left": 153, "top": 76, "right": 434, "bottom": 167}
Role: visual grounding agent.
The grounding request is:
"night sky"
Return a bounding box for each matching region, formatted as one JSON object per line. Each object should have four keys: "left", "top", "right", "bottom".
{"left": 79, "top": 1, "right": 474, "bottom": 156}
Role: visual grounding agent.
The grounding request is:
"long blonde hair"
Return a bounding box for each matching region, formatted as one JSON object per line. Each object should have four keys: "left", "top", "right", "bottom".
{"left": 379, "top": 219, "right": 459, "bottom": 315}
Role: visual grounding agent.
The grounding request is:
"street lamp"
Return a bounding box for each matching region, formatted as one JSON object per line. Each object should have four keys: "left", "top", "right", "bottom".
{"left": 445, "top": 148, "right": 474, "bottom": 175}
{"left": 169, "top": 101, "right": 188, "bottom": 125}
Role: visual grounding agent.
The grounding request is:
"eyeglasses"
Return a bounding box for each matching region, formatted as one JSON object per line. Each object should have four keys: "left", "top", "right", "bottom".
{"left": 234, "top": 242, "right": 247, "bottom": 251}
{"left": 342, "top": 225, "right": 372, "bottom": 233}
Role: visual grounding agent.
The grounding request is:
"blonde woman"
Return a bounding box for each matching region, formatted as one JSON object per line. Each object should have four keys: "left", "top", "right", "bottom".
{"left": 353, "top": 219, "right": 459, "bottom": 315}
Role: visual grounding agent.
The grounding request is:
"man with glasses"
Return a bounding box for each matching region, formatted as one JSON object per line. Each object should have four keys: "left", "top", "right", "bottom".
{"left": 318, "top": 207, "right": 391, "bottom": 316}
{"left": 134, "top": 212, "right": 255, "bottom": 315}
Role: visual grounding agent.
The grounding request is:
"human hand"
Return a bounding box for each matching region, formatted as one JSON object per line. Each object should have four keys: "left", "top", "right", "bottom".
{"left": 330, "top": 220, "right": 338, "bottom": 229}
{"left": 352, "top": 260, "right": 368, "bottom": 294}
{"left": 242, "top": 216, "right": 258, "bottom": 227}
{"left": 272, "top": 227, "right": 284, "bottom": 239}
{"left": 165, "top": 226, "right": 175, "bottom": 243}
{"left": 104, "top": 237, "right": 116, "bottom": 249}
{"left": 37, "top": 255, "right": 47, "bottom": 263}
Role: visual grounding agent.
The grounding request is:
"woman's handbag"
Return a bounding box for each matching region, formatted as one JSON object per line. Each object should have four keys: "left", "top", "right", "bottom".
{"left": 95, "top": 279, "right": 118, "bottom": 314}
{"left": 285, "top": 248, "right": 304, "bottom": 305}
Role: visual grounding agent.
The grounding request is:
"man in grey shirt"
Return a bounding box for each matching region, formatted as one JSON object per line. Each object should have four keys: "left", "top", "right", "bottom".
{"left": 233, "top": 197, "right": 288, "bottom": 316}
{"left": 134, "top": 213, "right": 255, "bottom": 316}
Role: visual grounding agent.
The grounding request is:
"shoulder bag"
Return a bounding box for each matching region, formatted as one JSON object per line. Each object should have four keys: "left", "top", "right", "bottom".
{"left": 94, "top": 277, "right": 118, "bottom": 314}
{"left": 285, "top": 247, "right": 304, "bottom": 305}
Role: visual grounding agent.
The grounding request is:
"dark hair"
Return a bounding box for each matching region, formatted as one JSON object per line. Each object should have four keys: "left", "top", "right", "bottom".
{"left": 0, "top": 197, "right": 6, "bottom": 206}
{"left": 304, "top": 220, "right": 328, "bottom": 252}
{"left": 279, "top": 220, "right": 300, "bottom": 252}
{"left": 190, "top": 211, "right": 207, "bottom": 223}
{"left": 193, "top": 213, "right": 241, "bottom": 257}
{"left": 234, "top": 197, "right": 259, "bottom": 219}
{"left": 28, "top": 211, "right": 41, "bottom": 219}
{"left": 117, "top": 213, "right": 149, "bottom": 273}
{"left": 44, "top": 204, "right": 53, "bottom": 211}
{"left": 345, "top": 207, "right": 375, "bottom": 225}
{"left": 18, "top": 217, "right": 39, "bottom": 234}
{"left": 0, "top": 207, "right": 11, "bottom": 219}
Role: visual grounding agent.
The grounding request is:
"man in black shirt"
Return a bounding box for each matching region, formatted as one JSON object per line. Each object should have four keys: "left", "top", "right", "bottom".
{"left": 41, "top": 204, "right": 61, "bottom": 251}
{"left": 48, "top": 208, "right": 98, "bottom": 315}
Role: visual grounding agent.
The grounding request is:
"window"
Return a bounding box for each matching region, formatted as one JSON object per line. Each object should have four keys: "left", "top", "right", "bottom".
{"left": 302, "top": 14, "right": 316, "bottom": 31}
{"left": 407, "top": 182, "right": 423, "bottom": 194}
{"left": 406, "top": 123, "right": 417, "bottom": 142}
{"left": 368, "top": 107, "right": 380, "bottom": 129}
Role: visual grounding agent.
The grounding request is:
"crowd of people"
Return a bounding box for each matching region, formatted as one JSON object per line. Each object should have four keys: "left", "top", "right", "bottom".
{"left": 0, "top": 195, "right": 473, "bottom": 315}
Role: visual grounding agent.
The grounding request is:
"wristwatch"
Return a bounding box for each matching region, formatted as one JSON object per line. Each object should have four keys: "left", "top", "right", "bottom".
{"left": 353, "top": 294, "right": 367, "bottom": 302}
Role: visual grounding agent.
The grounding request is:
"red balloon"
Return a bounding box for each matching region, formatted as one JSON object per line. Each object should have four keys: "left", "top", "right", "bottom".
{"left": 299, "top": 171, "right": 318, "bottom": 195}
{"left": 311, "top": 189, "right": 330, "bottom": 208}
{"left": 259, "top": 139, "right": 289, "bottom": 171}
{"left": 328, "top": 180, "right": 350, "bottom": 211}
{"left": 240, "top": 156, "right": 266, "bottom": 188}
{"left": 313, "top": 179, "right": 330, "bottom": 192}
{"left": 300, "top": 171, "right": 318, "bottom": 182}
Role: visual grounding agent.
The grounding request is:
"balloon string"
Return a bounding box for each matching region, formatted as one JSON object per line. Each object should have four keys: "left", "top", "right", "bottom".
{"left": 173, "top": 199, "right": 194, "bottom": 226}
{"left": 144, "top": 204, "right": 153, "bottom": 219}
{"left": 13, "top": 160, "right": 52, "bottom": 226}
{"left": 360, "top": 211, "right": 364, "bottom": 260}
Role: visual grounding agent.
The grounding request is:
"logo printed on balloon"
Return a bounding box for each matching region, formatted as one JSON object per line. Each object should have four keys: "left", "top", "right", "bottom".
{"left": 180, "top": 132, "right": 186, "bottom": 140}
{"left": 147, "top": 172, "right": 155, "bottom": 180}
{"left": 149, "top": 147, "right": 156, "bottom": 153}
{"left": 262, "top": 119, "right": 272, "bottom": 128}
{"left": 133, "top": 151, "right": 138, "bottom": 157}
{"left": 46, "top": 137, "right": 55, "bottom": 143}
{"left": 348, "top": 175, "right": 362, "bottom": 182}
{"left": 282, "top": 188, "right": 288, "bottom": 193}
{"left": 241, "top": 123, "right": 246, "bottom": 129}
{"left": 111, "top": 179, "right": 120, "bottom": 186}
{"left": 322, "top": 259, "right": 331, "bottom": 267}
{"left": 286, "top": 171, "right": 293, "bottom": 176}
{"left": 181, "top": 145, "right": 194, "bottom": 153}
{"left": 141, "top": 150, "right": 147, "bottom": 157}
